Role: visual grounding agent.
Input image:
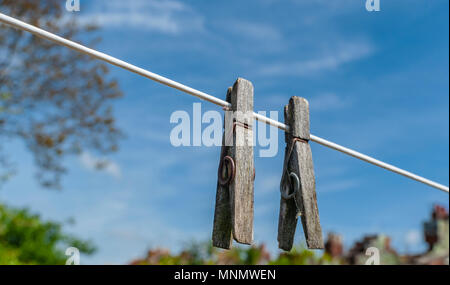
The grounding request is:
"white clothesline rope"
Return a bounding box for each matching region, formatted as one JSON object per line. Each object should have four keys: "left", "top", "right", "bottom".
{"left": 1, "top": 13, "right": 448, "bottom": 193}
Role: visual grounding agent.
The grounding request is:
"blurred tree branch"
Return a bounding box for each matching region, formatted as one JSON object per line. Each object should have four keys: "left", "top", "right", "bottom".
{"left": 0, "top": 0, "right": 122, "bottom": 189}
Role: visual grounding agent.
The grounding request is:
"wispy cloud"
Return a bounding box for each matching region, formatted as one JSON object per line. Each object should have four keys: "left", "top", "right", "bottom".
{"left": 258, "top": 41, "right": 374, "bottom": 77}
{"left": 309, "top": 92, "right": 350, "bottom": 112}
{"left": 79, "top": 0, "right": 204, "bottom": 34}
{"left": 256, "top": 174, "right": 280, "bottom": 195}
{"left": 259, "top": 92, "right": 350, "bottom": 113}
{"left": 316, "top": 178, "right": 361, "bottom": 194}
{"left": 79, "top": 152, "right": 122, "bottom": 179}
{"left": 404, "top": 229, "right": 421, "bottom": 248}
{"left": 224, "top": 21, "right": 282, "bottom": 41}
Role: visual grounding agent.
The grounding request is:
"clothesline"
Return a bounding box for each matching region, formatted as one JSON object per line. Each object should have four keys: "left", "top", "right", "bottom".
{"left": 0, "top": 12, "right": 448, "bottom": 193}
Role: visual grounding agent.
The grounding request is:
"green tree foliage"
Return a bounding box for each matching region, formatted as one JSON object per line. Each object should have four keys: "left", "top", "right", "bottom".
{"left": 269, "top": 245, "right": 323, "bottom": 265}
{"left": 0, "top": 203, "right": 95, "bottom": 265}
{"left": 0, "top": 0, "right": 122, "bottom": 189}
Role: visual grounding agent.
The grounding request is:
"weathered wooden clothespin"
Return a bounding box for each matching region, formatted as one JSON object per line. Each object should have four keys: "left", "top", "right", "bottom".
{"left": 212, "top": 78, "right": 255, "bottom": 249}
{"left": 278, "top": 96, "right": 324, "bottom": 251}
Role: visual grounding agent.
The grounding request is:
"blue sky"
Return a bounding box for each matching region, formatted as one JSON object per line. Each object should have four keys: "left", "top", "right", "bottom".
{"left": 1, "top": 0, "right": 448, "bottom": 264}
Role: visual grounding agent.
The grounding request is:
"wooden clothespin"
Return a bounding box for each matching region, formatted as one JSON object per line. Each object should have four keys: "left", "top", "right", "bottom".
{"left": 212, "top": 78, "right": 255, "bottom": 249}
{"left": 278, "top": 96, "right": 324, "bottom": 251}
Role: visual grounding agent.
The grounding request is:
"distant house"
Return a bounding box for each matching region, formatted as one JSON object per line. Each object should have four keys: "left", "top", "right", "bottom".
{"left": 324, "top": 204, "right": 449, "bottom": 265}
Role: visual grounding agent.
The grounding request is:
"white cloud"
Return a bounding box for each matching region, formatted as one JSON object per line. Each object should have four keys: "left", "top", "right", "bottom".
{"left": 258, "top": 41, "right": 374, "bottom": 77}
{"left": 316, "top": 179, "right": 360, "bottom": 194}
{"left": 309, "top": 92, "right": 350, "bottom": 112}
{"left": 404, "top": 230, "right": 422, "bottom": 248}
{"left": 79, "top": 152, "right": 122, "bottom": 179}
{"left": 78, "top": 0, "right": 204, "bottom": 34}
{"left": 225, "top": 21, "right": 282, "bottom": 41}
{"left": 260, "top": 92, "right": 350, "bottom": 113}
{"left": 256, "top": 174, "right": 281, "bottom": 195}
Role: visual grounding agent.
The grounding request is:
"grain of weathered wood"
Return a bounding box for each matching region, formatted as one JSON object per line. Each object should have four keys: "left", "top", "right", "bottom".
{"left": 212, "top": 79, "right": 255, "bottom": 247}
{"left": 288, "top": 97, "right": 310, "bottom": 140}
{"left": 229, "top": 78, "right": 254, "bottom": 244}
{"left": 212, "top": 88, "right": 233, "bottom": 249}
{"left": 291, "top": 139, "right": 323, "bottom": 249}
{"left": 278, "top": 96, "right": 324, "bottom": 250}
{"left": 278, "top": 105, "right": 299, "bottom": 251}
{"left": 290, "top": 97, "right": 323, "bottom": 249}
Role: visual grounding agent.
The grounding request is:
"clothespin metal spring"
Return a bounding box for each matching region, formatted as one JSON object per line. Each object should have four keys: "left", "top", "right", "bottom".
{"left": 280, "top": 137, "right": 308, "bottom": 202}
{"left": 218, "top": 156, "right": 236, "bottom": 186}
